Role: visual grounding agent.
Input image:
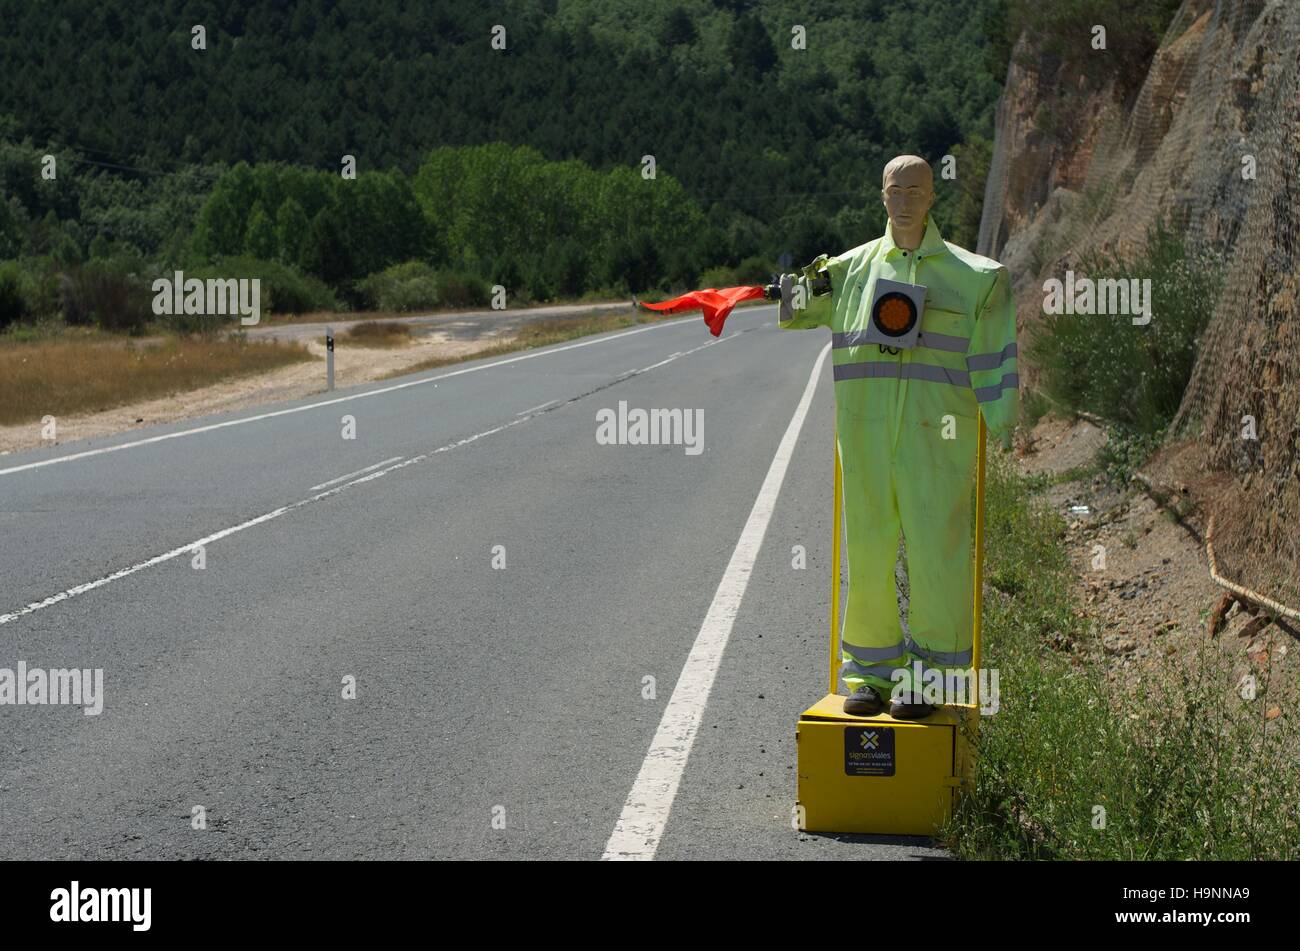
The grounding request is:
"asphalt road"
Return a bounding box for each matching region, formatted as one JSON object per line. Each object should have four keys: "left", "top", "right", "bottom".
{"left": 0, "top": 305, "right": 946, "bottom": 860}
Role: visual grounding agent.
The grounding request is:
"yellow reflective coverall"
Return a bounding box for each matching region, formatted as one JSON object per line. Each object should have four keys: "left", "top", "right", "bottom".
{"left": 781, "top": 214, "right": 1018, "bottom": 696}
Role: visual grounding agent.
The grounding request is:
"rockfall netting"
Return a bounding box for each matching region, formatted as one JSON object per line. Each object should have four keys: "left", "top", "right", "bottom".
{"left": 980, "top": 0, "right": 1299, "bottom": 607}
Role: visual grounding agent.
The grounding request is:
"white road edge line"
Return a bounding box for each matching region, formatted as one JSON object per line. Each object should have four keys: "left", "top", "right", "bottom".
{"left": 310, "top": 456, "right": 404, "bottom": 491}
{"left": 602, "top": 342, "right": 831, "bottom": 861}
{"left": 0, "top": 312, "right": 715, "bottom": 478}
{"left": 0, "top": 331, "right": 742, "bottom": 628}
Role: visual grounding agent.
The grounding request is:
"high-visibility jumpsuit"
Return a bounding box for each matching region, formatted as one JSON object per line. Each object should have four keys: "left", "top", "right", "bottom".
{"left": 781, "top": 214, "right": 1019, "bottom": 698}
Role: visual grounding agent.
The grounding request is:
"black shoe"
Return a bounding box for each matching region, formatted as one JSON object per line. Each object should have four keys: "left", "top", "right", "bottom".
{"left": 890, "top": 695, "right": 934, "bottom": 720}
{"left": 843, "top": 686, "right": 883, "bottom": 717}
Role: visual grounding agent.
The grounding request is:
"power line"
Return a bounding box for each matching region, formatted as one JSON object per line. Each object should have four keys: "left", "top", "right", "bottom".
{"left": 0, "top": 142, "right": 223, "bottom": 183}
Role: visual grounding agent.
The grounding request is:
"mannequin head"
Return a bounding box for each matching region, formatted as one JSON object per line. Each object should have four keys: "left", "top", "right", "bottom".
{"left": 881, "top": 155, "right": 935, "bottom": 251}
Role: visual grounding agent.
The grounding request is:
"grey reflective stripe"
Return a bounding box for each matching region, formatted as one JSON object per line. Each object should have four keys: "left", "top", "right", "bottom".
{"left": 842, "top": 641, "right": 905, "bottom": 663}
{"left": 906, "top": 638, "right": 973, "bottom": 666}
{"left": 900, "top": 658, "right": 971, "bottom": 685}
{"left": 974, "top": 372, "right": 1020, "bottom": 402}
{"left": 918, "top": 331, "right": 969, "bottom": 353}
{"left": 832, "top": 330, "right": 969, "bottom": 353}
{"left": 966, "top": 342, "right": 1018, "bottom": 372}
{"left": 840, "top": 659, "right": 902, "bottom": 680}
{"left": 834, "top": 360, "right": 971, "bottom": 388}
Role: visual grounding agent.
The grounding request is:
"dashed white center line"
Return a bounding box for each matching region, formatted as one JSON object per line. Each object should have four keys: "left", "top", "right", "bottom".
{"left": 0, "top": 329, "right": 746, "bottom": 629}
{"left": 517, "top": 400, "right": 559, "bottom": 416}
{"left": 310, "top": 456, "right": 404, "bottom": 491}
{"left": 0, "top": 313, "right": 713, "bottom": 478}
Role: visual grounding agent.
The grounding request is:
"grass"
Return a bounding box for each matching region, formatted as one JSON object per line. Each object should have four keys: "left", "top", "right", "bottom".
{"left": 1021, "top": 462, "right": 1101, "bottom": 492}
{"left": 342, "top": 321, "right": 412, "bottom": 347}
{"left": 944, "top": 453, "right": 1297, "bottom": 859}
{"left": 0, "top": 335, "right": 313, "bottom": 426}
{"left": 0, "top": 303, "right": 688, "bottom": 426}
{"left": 384, "top": 307, "right": 673, "bottom": 378}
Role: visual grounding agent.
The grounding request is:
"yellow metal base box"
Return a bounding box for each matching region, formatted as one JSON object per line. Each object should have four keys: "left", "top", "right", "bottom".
{"left": 796, "top": 694, "right": 977, "bottom": 836}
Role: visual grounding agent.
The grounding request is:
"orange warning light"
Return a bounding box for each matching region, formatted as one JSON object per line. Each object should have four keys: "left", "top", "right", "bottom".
{"left": 878, "top": 297, "right": 912, "bottom": 332}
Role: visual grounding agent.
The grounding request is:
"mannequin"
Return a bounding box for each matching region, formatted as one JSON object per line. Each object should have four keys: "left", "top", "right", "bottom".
{"left": 779, "top": 155, "right": 1019, "bottom": 719}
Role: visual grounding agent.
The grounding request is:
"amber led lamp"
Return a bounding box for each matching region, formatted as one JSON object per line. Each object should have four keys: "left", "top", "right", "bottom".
{"left": 872, "top": 292, "right": 917, "bottom": 337}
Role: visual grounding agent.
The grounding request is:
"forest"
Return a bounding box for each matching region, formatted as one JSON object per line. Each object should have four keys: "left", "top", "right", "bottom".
{"left": 0, "top": 0, "right": 1006, "bottom": 327}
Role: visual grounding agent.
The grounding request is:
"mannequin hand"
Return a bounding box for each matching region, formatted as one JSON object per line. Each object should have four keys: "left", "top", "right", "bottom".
{"left": 778, "top": 273, "right": 796, "bottom": 323}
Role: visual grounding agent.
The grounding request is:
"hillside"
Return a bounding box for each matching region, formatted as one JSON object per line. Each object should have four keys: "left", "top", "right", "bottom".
{"left": 0, "top": 0, "right": 1002, "bottom": 271}
{"left": 978, "top": 0, "right": 1299, "bottom": 607}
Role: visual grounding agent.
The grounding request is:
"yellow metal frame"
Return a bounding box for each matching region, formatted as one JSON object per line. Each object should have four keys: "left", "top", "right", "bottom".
{"left": 971, "top": 416, "right": 986, "bottom": 707}
{"left": 798, "top": 416, "right": 986, "bottom": 834}
{"left": 829, "top": 439, "right": 843, "bottom": 694}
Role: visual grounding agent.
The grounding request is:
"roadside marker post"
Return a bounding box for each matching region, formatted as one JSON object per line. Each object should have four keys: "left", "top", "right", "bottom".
{"left": 794, "top": 417, "right": 985, "bottom": 835}
{"left": 326, "top": 328, "right": 335, "bottom": 391}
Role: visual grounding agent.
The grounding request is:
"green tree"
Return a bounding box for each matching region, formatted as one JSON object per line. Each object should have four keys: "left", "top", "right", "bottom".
{"left": 945, "top": 135, "right": 992, "bottom": 251}
{"left": 0, "top": 0, "right": 1008, "bottom": 297}
{"left": 299, "top": 206, "right": 354, "bottom": 286}
{"left": 191, "top": 166, "right": 255, "bottom": 260}
{"left": 244, "top": 202, "right": 277, "bottom": 259}
{"left": 728, "top": 12, "right": 775, "bottom": 76}
{"left": 274, "top": 196, "right": 309, "bottom": 264}
{"left": 659, "top": 7, "right": 696, "bottom": 47}
{"left": 0, "top": 196, "right": 24, "bottom": 258}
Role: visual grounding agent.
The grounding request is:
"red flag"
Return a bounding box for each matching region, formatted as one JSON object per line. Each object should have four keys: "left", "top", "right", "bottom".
{"left": 639, "top": 285, "right": 766, "bottom": 336}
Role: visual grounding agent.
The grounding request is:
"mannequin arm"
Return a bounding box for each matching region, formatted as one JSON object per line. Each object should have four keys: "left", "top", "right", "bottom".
{"left": 966, "top": 266, "right": 1019, "bottom": 449}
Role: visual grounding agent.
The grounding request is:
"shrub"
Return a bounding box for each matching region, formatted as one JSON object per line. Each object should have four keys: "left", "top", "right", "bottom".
{"left": 3, "top": 258, "right": 63, "bottom": 322}
{"left": 0, "top": 261, "right": 32, "bottom": 328}
{"left": 435, "top": 269, "right": 490, "bottom": 308}
{"left": 1028, "top": 220, "right": 1222, "bottom": 437}
{"left": 696, "top": 265, "right": 736, "bottom": 289}
{"left": 355, "top": 260, "right": 440, "bottom": 312}
{"left": 1020, "top": 387, "right": 1052, "bottom": 429}
{"left": 519, "top": 243, "right": 589, "bottom": 302}
{"left": 342, "top": 320, "right": 412, "bottom": 346}
{"left": 734, "top": 255, "right": 775, "bottom": 284}
{"left": 1097, "top": 426, "right": 1163, "bottom": 485}
{"left": 696, "top": 255, "right": 773, "bottom": 290}
{"left": 603, "top": 235, "right": 663, "bottom": 294}
{"left": 59, "top": 259, "right": 152, "bottom": 333}
{"left": 187, "top": 257, "right": 339, "bottom": 317}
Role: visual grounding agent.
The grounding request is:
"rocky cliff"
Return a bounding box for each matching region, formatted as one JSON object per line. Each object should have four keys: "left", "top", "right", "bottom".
{"left": 979, "top": 0, "right": 1300, "bottom": 605}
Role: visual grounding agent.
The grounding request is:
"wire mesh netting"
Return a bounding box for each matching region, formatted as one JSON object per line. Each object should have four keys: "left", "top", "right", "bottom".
{"left": 979, "top": 0, "right": 1299, "bottom": 607}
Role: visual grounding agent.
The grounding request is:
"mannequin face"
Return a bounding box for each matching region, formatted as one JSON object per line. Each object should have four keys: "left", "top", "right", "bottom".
{"left": 881, "top": 160, "right": 935, "bottom": 250}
